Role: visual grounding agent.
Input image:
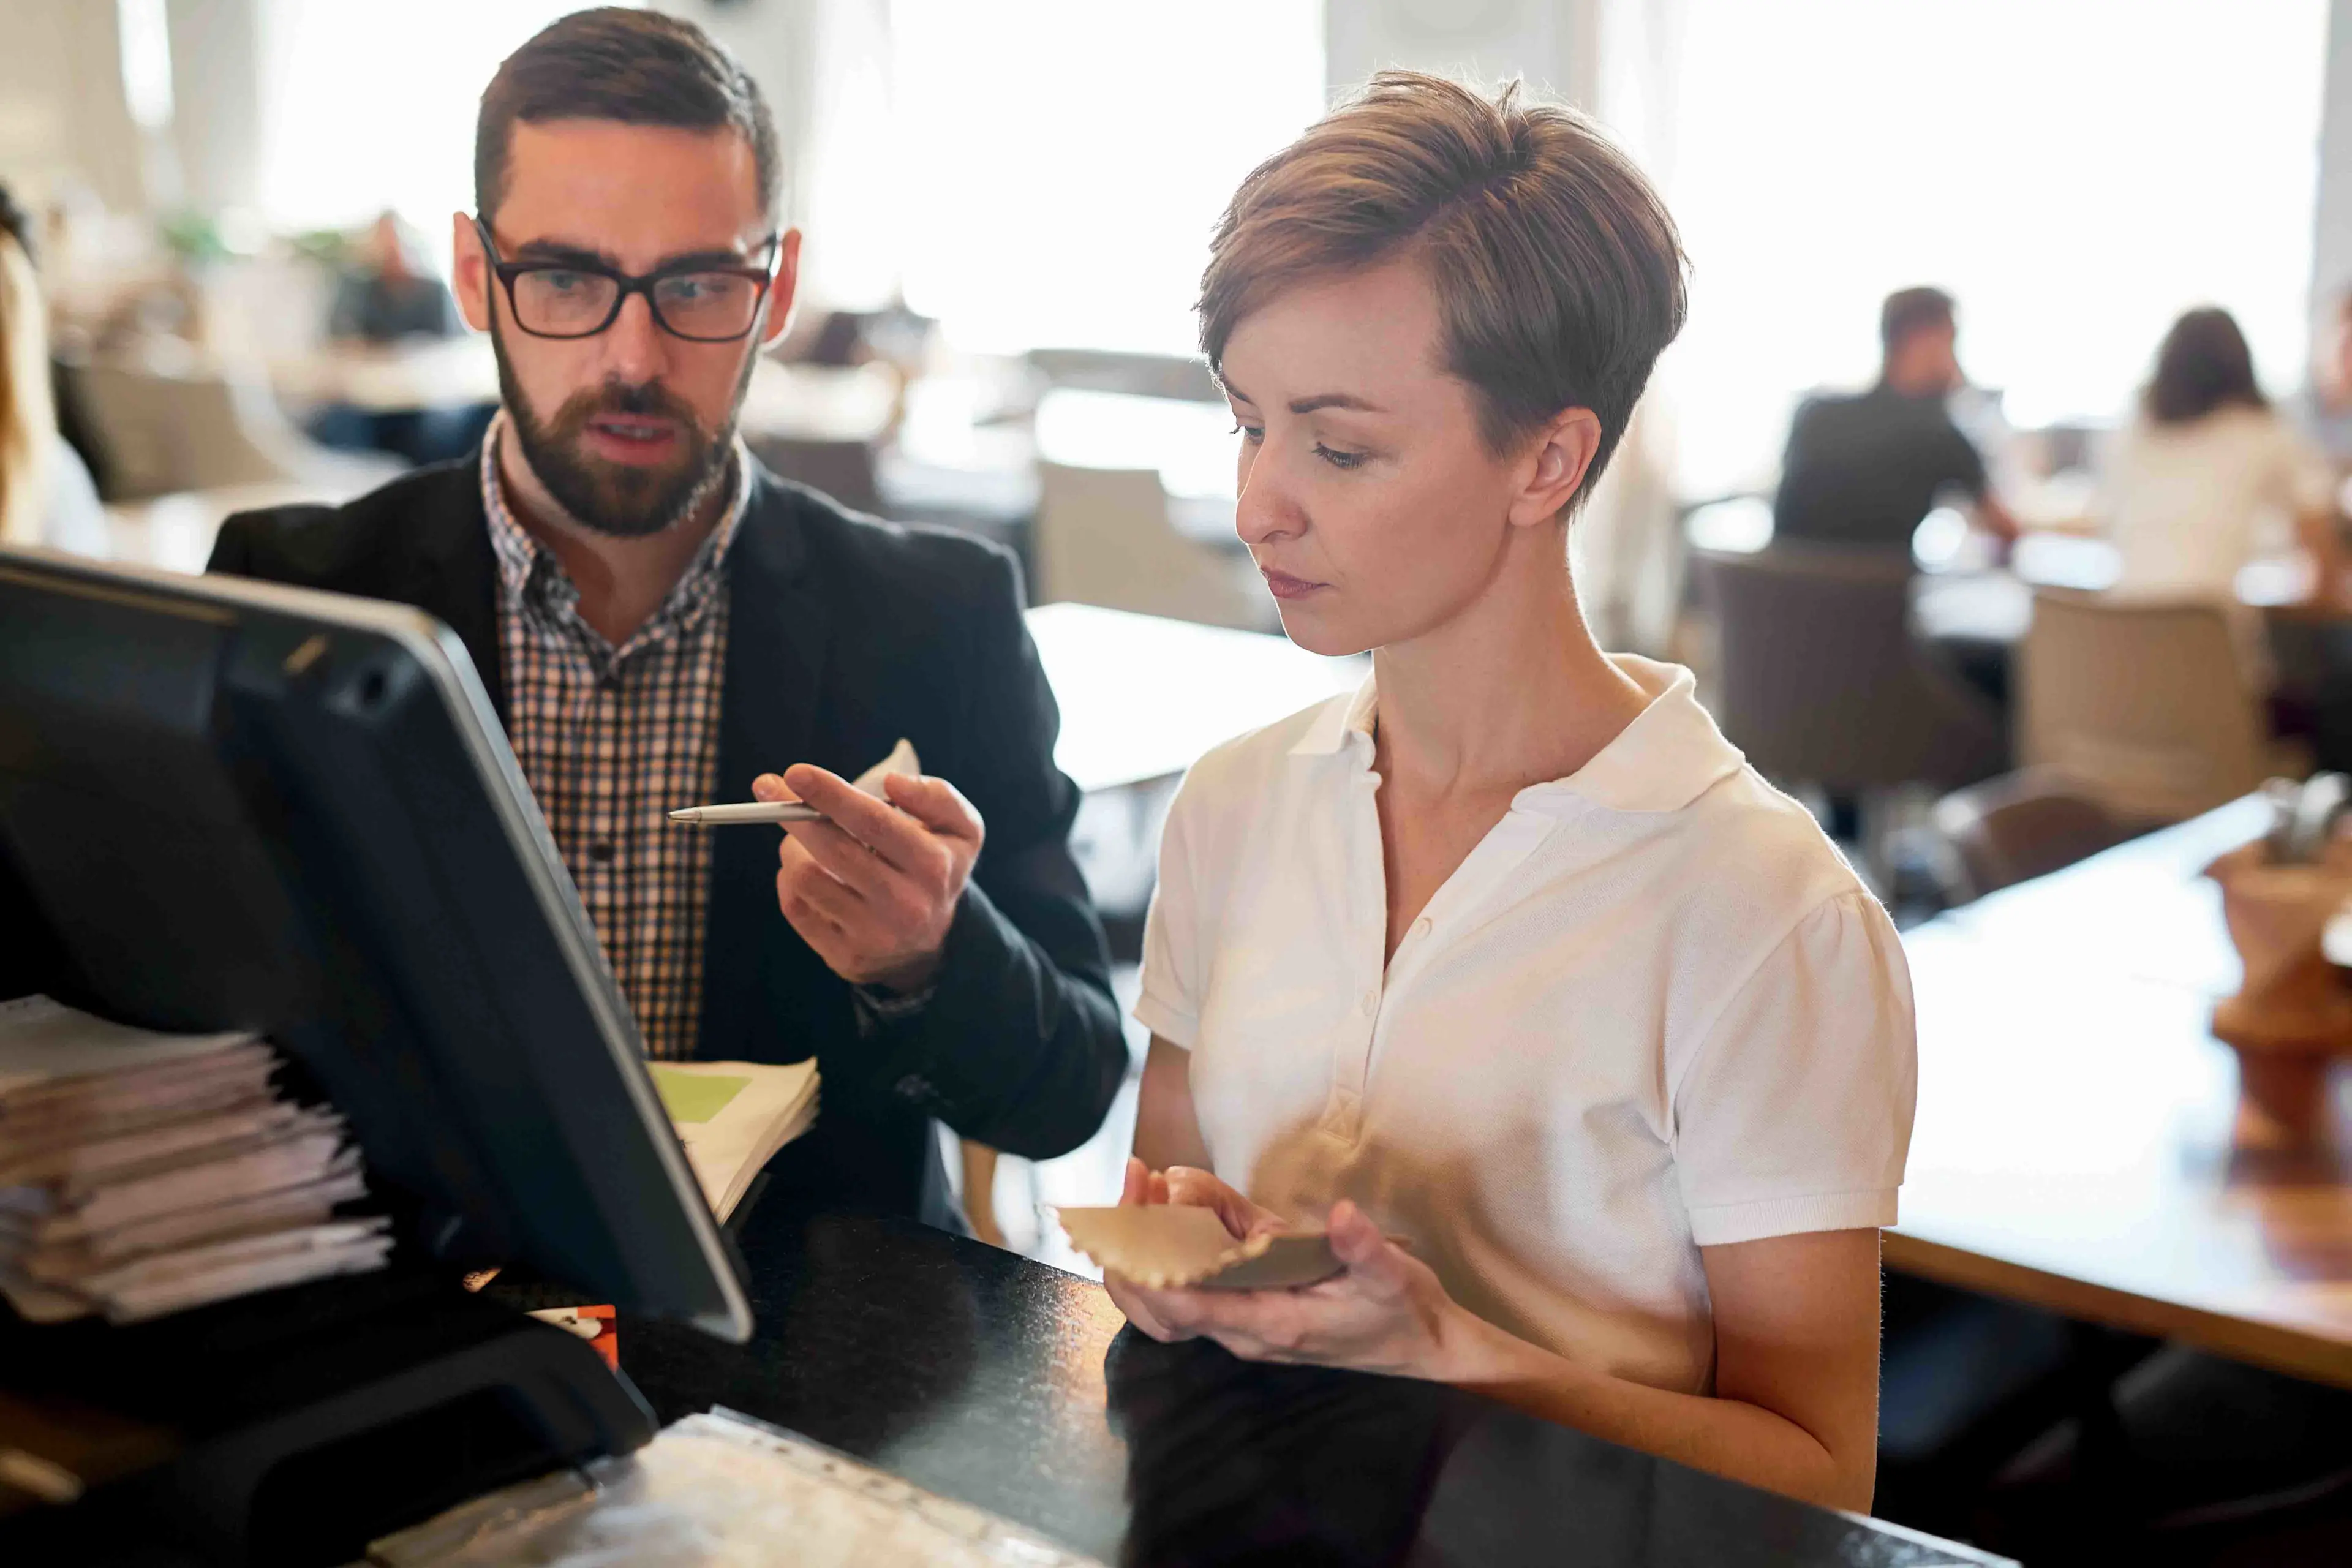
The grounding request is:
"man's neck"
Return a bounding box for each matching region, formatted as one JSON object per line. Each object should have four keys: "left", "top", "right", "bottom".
{"left": 496, "top": 423, "right": 729, "bottom": 647}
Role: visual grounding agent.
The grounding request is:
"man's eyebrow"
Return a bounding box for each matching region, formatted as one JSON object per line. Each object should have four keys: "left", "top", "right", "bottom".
{"left": 510, "top": 238, "right": 619, "bottom": 268}
{"left": 1289, "top": 393, "right": 1385, "bottom": 415}
{"left": 507, "top": 236, "right": 767, "bottom": 271}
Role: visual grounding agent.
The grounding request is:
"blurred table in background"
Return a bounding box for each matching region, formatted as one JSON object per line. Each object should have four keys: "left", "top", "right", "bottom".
{"left": 267, "top": 337, "right": 500, "bottom": 413}
{"left": 1908, "top": 532, "right": 2123, "bottom": 649}
{"left": 1025, "top": 601, "right": 1362, "bottom": 794}
{"left": 1891, "top": 795, "right": 2352, "bottom": 1389}
{"left": 880, "top": 381, "right": 1242, "bottom": 553}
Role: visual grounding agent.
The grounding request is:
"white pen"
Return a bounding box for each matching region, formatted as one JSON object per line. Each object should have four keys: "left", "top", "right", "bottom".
{"left": 670, "top": 740, "right": 922, "bottom": 830}
{"left": 668, "top": 801, "right": 824, "bottom": 826}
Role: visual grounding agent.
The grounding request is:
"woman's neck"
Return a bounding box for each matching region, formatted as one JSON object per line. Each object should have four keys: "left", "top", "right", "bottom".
{"left": 1370, "top": 527, "right": 1651, "bottom": 801}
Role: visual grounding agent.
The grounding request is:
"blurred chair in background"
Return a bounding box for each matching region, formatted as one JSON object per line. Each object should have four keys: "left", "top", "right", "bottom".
{"left": 744, "top": 434, "right": 884, "bottom": 516}
{"left": 72, "top": 359, "right": 397, "bottom": 501}
{"left": 1033, "top": 461, "right": 1273, "bottom": 633}
{"left": 69, "top": 357, "right": 398, "bottom": 570}
{"left": 2018, "top": 590, "right": 2294, "bottom": 825}
{"left": 1693, "top": 542, "right": 2007, "bottom": 870}
{"left": 2266, "top": 605, "right": 2352, "bottom": 776}
{"left": 1931, "top": 768, "right": 2133, "bottom": 903}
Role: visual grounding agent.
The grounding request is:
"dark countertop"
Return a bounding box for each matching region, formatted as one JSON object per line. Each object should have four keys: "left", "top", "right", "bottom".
{"left": 623, "top": 1200, "right": 2013, "bottom": 1566}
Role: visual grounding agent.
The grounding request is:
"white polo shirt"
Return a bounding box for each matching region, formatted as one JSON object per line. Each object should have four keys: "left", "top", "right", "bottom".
{"left": 1136, "top": 655, "right": 1915, "bottom": 1395}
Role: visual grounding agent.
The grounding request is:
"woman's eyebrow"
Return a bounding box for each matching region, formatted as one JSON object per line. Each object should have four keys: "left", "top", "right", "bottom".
{"left": 1290, "top": 393, "right": 1385, "bottom": 415}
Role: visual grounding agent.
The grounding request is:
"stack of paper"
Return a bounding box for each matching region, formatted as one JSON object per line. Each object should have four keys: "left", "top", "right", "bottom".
{"left": 0, "top": 995, "right": 385, "bottom": 1324}
{"left": 647, "top": 1060, "right": 820, "bottom": 1222}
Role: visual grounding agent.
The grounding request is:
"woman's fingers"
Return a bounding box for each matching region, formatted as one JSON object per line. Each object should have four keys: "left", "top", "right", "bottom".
{"left": 1164, "top": 1164, "right": 1275, "bottom": 1240}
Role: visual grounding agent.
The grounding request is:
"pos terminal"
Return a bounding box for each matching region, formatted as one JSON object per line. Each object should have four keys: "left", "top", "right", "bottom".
{"left": 0, "top": 547, "right": 753, "bottom": 1563}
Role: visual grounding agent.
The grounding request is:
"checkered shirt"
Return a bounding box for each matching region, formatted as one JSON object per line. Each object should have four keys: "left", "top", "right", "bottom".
{"left": 480, "top": 414, "right": 750, "bottom": 1060}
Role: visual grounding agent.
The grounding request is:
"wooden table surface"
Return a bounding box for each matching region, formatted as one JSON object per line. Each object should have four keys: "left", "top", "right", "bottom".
{"left": 1891, "top": 795, "right": 2352, "bottom": 1385}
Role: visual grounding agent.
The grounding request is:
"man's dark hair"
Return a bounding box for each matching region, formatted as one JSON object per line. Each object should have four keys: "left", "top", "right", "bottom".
{"left": 2145, "top": 306, "right": 2266, "bottom": 426}
{"left": 1879, "top": 287, "right": 1955, "bottom": 358}
{"left": 475, "top": 7, "right": 780, "bottom": 225}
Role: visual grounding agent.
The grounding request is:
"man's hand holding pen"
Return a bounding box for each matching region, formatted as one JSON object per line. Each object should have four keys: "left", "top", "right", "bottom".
{"left": 753, "top": 764, "right": 984, "bottom": 994}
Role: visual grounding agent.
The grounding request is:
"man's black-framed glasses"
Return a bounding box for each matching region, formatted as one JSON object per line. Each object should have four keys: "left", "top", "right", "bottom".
{"left": 472, "top": 217, "right": 782, "bottom": 342}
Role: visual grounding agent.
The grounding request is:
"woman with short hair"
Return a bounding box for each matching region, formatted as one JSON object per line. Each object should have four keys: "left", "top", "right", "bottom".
{"left": 1105, "top": 73, "right": 1914, "bottom": 1513}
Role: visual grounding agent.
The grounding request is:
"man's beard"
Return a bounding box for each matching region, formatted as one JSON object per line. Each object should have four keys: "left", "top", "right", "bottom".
{"left": 490, "top": 320, "right": 755, "bottom": 540}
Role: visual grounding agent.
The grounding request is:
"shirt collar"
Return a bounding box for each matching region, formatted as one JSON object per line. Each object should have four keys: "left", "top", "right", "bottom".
{"left": 1288, "top": 655, "right": 1746, "bottom": 815}
{"left": 1289, "top": 673, "right": 1379, "bottom": 760}
{"left": 478, "top": 409, "right": 752, "bottom": 627}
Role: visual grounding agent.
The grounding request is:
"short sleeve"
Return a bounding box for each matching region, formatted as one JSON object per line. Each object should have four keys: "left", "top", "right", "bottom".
{"left": 1133, "top": 780, "right": 1204, "bottom": 1049}
{"left": 1672, "top": 891, "right": 1917, "bottom": 1246}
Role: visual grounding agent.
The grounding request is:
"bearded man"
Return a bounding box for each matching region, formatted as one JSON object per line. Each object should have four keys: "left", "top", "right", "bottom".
{"left": 208, "top": 8, "right": 1125, "bottom": 1231}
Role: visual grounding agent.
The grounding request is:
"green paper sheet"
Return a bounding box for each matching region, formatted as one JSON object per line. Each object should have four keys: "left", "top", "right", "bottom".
{"left": 650, "top": 1067, "right": 749, "bottom": 1125}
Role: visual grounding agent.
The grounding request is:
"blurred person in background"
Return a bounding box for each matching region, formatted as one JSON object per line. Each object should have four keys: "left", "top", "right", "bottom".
{"left": 307, "top": 209, "right": 491, "bottom": 466}
{"left": 1773, "top": 287, "right": 2018, "bottom": 555}
{"left": 329, "top": 210, "right": 464, "bottom": 344}
{"left": 2291, "top": 288, "right": 2352, "bottom": 475}
{"left": 2098, "top": 306, "right": 2343, "bottom": 619}
{"left": 0, "top": 184, "right": 105, "bottom": 555}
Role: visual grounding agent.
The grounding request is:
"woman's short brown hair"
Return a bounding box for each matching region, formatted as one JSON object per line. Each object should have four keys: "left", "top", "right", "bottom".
{"left": 1199, "top": 72, "right": 1686, "bottom": 508}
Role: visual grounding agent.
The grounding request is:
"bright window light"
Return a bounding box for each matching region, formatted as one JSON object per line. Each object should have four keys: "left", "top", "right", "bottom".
{"left": 886, "top": 0, "right": 1326, "bottom": 355}
{"left": 254, "top": 0, "right": 603, "bottom": 265}
{"left": 116, "top": 0, "right": 176, "bottom": 133}
{"left": 1657, "top": 0, "right": 2328, "bottom": 498}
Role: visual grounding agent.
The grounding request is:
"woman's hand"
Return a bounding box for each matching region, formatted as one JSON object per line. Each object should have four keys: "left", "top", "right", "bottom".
{"left": 1099, "top": 1157, "right": 1280, "bottom": 1341}
{"left": 1103, "top": 1159, "right": 1471, "bottom": 1382}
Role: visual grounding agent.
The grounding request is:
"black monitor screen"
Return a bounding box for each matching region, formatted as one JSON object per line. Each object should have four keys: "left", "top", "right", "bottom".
{"left": 0, "top": 548, "right": 750, "bottom": 1339}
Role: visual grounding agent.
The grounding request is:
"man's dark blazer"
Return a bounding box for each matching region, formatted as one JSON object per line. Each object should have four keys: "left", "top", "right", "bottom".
{"left": 208, "top": 454, "right": 1128, "bottom": 1228}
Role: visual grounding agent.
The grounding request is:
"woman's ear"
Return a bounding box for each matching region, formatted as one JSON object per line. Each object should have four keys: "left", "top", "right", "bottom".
{"left": 1507, "top": 405, "right": 1603, "bottom": 527}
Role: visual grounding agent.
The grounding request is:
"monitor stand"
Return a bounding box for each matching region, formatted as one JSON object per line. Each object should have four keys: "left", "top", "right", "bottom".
{"left": 0, "top": 1267, "right": 654, "bottom": 1567}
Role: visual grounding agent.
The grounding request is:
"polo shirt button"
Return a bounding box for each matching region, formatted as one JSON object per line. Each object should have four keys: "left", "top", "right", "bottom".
{"left": 1412, "top": 917, "right": 1432, "bottom": 938}
{"left": 1359, "top": 990, "right": 1378, "bottom": 1016}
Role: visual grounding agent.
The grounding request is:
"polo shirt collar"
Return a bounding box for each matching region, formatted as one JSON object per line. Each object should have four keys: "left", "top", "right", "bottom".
{"left": 1289, "top": 674, "right": 1379, "bottom": 759}
{"left": 1544, "top": 656, "right": 1747, "bottom": 814}
{"left": 1287, "top": 654, "right": 1746, "bottom": 814}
